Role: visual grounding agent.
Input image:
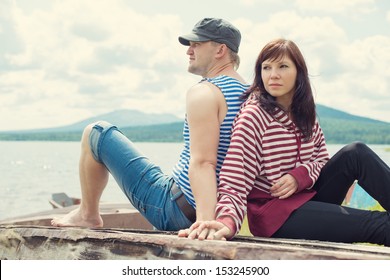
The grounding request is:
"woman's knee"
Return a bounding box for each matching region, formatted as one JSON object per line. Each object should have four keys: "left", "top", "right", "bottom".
{"left": 345, "top": 141, "right": 375, "bottom": 160}
{"left": 344, "top": 141, "right": 367, "bottom": 152}
{"left": 339, "top": 141, "right": 370, "bottom": 159}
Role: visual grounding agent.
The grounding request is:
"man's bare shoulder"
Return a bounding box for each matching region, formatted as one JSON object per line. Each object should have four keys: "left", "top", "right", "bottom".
{"left": 186, "top": 81, "right": 218, "bottom": 100}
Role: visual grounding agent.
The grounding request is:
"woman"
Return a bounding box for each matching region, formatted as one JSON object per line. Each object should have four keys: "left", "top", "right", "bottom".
{"left": 180, "top": 39, "right": 390, "bottom": 245}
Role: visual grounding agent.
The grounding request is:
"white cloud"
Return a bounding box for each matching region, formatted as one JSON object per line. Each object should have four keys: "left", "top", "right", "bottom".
{"left": 339, "top": 35, "right": 390, "bottom": 76}
{"left": 313, "top": 35, "right": 390, "bottom": 121}
{"left": 0, "top": 0, "right": 389, "bottom": 131}
{"left": 238, "top": 0, "right": 274, "bottom": 6}
{"left": 0, "top": 0, "right": 188, "bottom": 130}
{"left": 236, "top": 12, "right": 346, "bottom": 80}
{"left": 7, "top": 1, "right": 183, "bottom": 69}
{"left": 295, "top": 0, "right": 376, "bottom": 14}
{"left": 237, "top": 11, "right": 390, "bottom": 123}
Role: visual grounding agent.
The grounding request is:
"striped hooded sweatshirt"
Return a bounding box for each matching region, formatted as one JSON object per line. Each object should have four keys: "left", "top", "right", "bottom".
{"left": 216, "top": 96, "right": 330, "bottom": 237}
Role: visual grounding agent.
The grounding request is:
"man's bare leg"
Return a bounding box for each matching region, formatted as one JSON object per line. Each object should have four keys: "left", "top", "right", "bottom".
{"left": 51, "top": 124, "right": 108, "bottom": 227}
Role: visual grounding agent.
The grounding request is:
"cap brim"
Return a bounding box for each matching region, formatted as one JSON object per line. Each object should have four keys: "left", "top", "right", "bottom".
{"left": 178, "top": 33, "right": 210, "bottom": 46}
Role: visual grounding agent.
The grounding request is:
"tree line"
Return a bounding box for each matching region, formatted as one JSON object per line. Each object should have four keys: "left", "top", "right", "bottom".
{"left": 0, "top": 120, "right": 389, "bottom": 144}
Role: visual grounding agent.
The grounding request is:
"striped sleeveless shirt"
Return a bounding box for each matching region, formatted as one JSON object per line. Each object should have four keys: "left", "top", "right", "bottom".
{"left": 172, "top": 75, "right": 249, "bottom": 208}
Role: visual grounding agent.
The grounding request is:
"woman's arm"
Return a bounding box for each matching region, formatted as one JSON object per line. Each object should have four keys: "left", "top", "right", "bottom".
{"left": 215, "top": 105, "right": 262, "bottom": 238}
{"left": 287, "top": 121, "right": 329, "bottom": 192}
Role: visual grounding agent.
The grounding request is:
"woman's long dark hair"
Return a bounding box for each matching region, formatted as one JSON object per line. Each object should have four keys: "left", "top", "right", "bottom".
{"left": 243, "top": 39, "right": 316, "bottom": 141}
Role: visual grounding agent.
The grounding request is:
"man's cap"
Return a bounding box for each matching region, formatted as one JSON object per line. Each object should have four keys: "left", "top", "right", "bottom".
{"left": 178, "top": 18, "right": 241, "bottom": 53}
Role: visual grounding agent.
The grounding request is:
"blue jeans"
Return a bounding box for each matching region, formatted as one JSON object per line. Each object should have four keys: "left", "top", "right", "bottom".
{"left": 89, "top": 121, "right": 192, "bottom": 231}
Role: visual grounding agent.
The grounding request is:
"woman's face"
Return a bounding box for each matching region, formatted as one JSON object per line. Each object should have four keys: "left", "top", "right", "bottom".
{"left": 261, "top": 55, "right": 297, "bottom": 108}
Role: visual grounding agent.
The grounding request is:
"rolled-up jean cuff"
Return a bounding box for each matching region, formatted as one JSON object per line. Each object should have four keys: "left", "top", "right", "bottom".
{"left": 89, "top": 121, "right": 118, "bottom": 163}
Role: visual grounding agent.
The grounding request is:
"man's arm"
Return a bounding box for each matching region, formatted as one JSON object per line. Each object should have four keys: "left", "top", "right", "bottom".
{"left": 186, "top": 82, "right": 225, "bottom": 222}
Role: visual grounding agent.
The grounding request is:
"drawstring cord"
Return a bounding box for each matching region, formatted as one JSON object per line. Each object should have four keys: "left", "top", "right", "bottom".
{"left": 294, "top": 127, "right": 303, "bottom": 166}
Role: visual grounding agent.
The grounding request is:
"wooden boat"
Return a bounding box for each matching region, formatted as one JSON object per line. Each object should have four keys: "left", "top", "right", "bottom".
{"left": 48, "top": 192, "right": 81, "bottom": 209}
{"left": 0, "top": 202, "right": 153, "bottom": 230}
{"left": 2, "top": 224, "right": 390, "bottom": 260}
{"left": 1, "top": 194, "right": 390, "bottom": 260}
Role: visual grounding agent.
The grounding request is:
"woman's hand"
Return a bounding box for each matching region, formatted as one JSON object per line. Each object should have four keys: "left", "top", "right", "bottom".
{"left": 178, "top": 220, "right": 231, "bottom": 240}
{"left": 270, "top": 174, "right": 298, "bottom": 199}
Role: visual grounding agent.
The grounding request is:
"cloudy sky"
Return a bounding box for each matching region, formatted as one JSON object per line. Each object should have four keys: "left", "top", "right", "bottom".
{"left": 1, "top": 0, "right": 389, "bottom": 131}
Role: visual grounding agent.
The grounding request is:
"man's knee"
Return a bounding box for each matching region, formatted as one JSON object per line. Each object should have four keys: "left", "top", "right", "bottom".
{"left": 86, "top": 121, "right": 117, "bottom": 163}
{"left": 81, "top": 122, "right": 99, "bottom": 145}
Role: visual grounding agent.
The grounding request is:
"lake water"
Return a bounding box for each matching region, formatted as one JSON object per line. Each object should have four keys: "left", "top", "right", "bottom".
{"left": 1, "top": 141, "right": 390, "bottom": 220}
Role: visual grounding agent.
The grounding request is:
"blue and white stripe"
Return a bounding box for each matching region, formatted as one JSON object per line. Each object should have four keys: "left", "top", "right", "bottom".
{"left": 172, "top": 75, "right": 249, "bottom": 208}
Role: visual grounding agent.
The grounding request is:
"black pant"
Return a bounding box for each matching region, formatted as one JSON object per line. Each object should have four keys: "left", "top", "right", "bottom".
{"left": 272, "top": 142, "right": 390, "bottom": 246}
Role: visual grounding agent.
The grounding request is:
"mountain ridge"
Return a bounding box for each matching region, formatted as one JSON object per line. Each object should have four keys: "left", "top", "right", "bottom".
{"left": 316, "top": 105, "right": 389, "bottom": 125}
{"left": 3, "top": 104, "right": 389, "bottom": 134}
{"left": 1, "top": 104, "right": 389, "bottom": 144}
{"left": 1, "top": 109, "right": 183, "bottom": 133}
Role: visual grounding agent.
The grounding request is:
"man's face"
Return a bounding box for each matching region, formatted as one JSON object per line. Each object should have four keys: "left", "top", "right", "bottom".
{"left": 186, "top": 41, "right": 218, "bottom": 76}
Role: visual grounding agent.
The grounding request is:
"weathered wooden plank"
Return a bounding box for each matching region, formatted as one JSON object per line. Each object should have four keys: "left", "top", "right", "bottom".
{"left": 1, "top": 225, "right": 390, "bottom": 260}
{"left": 0, "top": 203, "right": 153, "bottom": 230}
{"left": 2, "top": 203, "right": 390, "bottom": 260}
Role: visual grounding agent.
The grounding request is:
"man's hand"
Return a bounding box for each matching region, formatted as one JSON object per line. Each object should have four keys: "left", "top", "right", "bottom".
{"left": 178, "top": 220, "right": 231, "bottom": 240}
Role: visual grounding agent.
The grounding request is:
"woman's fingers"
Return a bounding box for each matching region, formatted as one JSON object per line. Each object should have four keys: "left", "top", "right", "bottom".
{"left": 178, "top": 221, "right": 230, "bottom": 240}
{"left": 212, "top": 227, "right": 230, "bottom": 240}
{"left": 177, "top": 221, "right": 202, "bottom": 238}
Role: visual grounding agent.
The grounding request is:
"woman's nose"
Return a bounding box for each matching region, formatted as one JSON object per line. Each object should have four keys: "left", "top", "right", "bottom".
{"left": 270, "top": 69, "right": 280, "bottom": 79}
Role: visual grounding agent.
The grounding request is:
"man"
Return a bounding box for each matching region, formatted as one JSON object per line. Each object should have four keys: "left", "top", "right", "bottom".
{"left": 52, "top": 18, "right": 249, "bottom": 232}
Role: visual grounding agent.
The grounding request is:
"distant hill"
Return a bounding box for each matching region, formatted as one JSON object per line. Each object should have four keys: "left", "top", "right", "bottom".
{"left": 316, "top": 105, "right": 388, "bottom": 124}
{"left": 3, "top": 109, "right": 182, "bottom": 133}
{"left": 0, "top": 105, "right": 389, "bottom": 144}
{"left": 316, "top": 105, "right": 390, "bottom": 144}
{"left": 57, "top": 109, "right": 183, "bottom": 132}
{"left": 0, "top": 109, "right": 183, "bottom": 142}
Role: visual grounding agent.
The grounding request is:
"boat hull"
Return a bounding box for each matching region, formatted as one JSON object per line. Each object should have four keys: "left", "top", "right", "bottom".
{"left": 1, "top": 203, "right": 390, "bottom": 260}
{"left": 1, "top": 225, "right": 390, "bottom": 260}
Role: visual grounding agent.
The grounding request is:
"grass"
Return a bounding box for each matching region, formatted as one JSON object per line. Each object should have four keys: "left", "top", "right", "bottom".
{"left": 367, "top": 202, "right": 385, "bottom": 211}
{"left": 238, "top": 216, "right": 253, "bottom": 236}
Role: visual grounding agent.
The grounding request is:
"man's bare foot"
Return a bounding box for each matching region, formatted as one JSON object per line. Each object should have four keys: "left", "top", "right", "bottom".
{"left": 51, "top": 208, "right": 103, "bottom": 228}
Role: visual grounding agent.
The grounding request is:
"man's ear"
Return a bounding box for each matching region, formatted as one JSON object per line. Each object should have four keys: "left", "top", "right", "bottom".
{"left": 219, "top": 44, "right": 227, "bottom": 53}
{"left": 216, "top": 44, "right": 227, "bottom": 56}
